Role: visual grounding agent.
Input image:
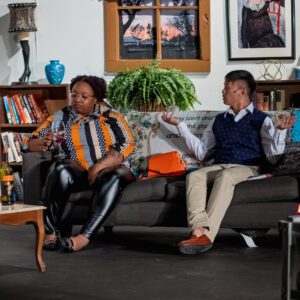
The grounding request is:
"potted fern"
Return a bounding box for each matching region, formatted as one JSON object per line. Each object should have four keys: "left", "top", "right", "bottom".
{"left": 107, "top": 61, "right": 198, "bottom": 111}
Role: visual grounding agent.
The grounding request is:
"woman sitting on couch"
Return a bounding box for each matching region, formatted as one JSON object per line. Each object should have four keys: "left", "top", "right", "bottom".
{"left": 28, "top": 75, "right": 135, "bottom": 252}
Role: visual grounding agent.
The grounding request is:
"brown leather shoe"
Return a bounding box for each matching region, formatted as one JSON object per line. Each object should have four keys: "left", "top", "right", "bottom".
{"left": 178, "top": 234, "right": 213, "bottom": 255}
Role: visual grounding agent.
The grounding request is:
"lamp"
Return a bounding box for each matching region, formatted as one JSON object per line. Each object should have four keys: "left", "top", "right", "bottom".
{"left": 8, "top": 2, "right": 37, "bottom": 85}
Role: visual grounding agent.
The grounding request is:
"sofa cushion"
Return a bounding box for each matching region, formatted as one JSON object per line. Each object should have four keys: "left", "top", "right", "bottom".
{"left": 232, "top": 175, "right": 299, "bottom": 205}
{"left": 120, "top": 177, "right": 169, "bottom": 204}
{"left": 68, "top": 176, "right": 185, "bottom": 205}
{"left": 112, "top": 202, "right": 187, "bottom": 226}
{"left": 165, "top": 180, "right": 186, "bottom": 203}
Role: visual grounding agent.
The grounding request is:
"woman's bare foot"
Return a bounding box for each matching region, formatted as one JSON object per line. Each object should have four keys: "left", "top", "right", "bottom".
{"left": 70, "top": 234, "right": 90, "bottom": 252}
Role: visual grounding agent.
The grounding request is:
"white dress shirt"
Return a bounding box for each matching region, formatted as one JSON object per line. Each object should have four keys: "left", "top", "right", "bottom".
{"left": 177, "top": 103, "right": 287, "bottom": 164}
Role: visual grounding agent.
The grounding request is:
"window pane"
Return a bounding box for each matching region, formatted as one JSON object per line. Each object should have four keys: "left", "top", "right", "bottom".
{"left": 161, "top": 9, "right": 199, "bottom": 59}
{"left": 120, "top": 10, "right": 156, "bottom": 59}
{"left": 160, "top": 0, "right": 197, "bottom": 7}
{"left": 119, "top": 0, "right": 155, "bottom": 7}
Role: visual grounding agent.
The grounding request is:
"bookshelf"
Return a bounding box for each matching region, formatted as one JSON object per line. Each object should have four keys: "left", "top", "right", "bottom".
{"left": 0, "top": 84, "right": 70, "bottom": 166}
{"left": 256, "top": 80, "right": 300, "bottom": 111}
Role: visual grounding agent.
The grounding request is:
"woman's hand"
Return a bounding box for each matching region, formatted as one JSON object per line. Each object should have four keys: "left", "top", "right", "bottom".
{"left": 43, "top": 132, "right": 54, "bottom": 149}
{"left": 161, "top": 112, "right": 181, "bottom": 126}
{"left": 88, "top": 148, "right": 123, "bottom": 185}
{"left": 276, "top": 114, "right": 296, "bottom": 130}
{"left": 28, "top": 132, "right": 54, "bottom": 152}
{"left": 88, "top": 162, "right": 104, "bottom": 185}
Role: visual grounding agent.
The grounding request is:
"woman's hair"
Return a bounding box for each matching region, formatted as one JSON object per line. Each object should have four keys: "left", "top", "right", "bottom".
{"left": 70, "top": 75, "right": 107, "bottom": 103}
{"left": 225, "top": 70, "right": 256, "bottom": 99}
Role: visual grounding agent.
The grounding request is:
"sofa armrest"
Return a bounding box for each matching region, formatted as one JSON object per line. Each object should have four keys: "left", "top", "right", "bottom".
{"left": 22, "top": 151, "right": 52, "bottom": 205}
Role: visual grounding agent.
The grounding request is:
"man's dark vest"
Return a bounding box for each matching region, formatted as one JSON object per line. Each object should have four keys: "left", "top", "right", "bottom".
{"left": 212, "top": 108, "right": 268, "bottom": 166}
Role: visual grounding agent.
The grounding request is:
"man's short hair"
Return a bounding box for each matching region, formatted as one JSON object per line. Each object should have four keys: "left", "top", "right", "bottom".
{"left": 225, "top": 70, "right": 256, "bottom": 99}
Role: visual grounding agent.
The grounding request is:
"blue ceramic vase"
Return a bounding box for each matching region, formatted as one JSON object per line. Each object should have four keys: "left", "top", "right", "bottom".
{"left": 45, "top": 60, "right": 65, "bottom": 84}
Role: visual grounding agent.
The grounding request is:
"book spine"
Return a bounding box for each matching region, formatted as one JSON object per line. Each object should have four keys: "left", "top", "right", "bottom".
{"left": 26, "top": 94, "right": 39, "bottom": 123}
{"left": 12, "top": 95, "right": 26, "bottom": 124}
{"left": 1, "top": 131, "right": 10, "bottom": 149}
{"left": 13, "top": 133, "right": 22, "bottom": 158}
{"left": 28, "top": 94, "right": 44, "bottom": 123}
{"left": 14, "top": 132, "right": 23, "bottom": 152}
{"left": 20, "top": 94, "right": 32, "bottom": 124}
{"left": 7, "top": 97, "right": 17, "bottom": 124}
{"left": 23, "top": 94, "right": 37, "bottom": 123}
{"left": 10, "top": 96, "right": 20, "bottom": 124}
{"left": 7, "top": 132, "right": 22, "bottom": 162}
{"left": 2, "top": 96, "right": 13, "bottom": 124}
{"left": 0, "top": 132, "right": 14, "bottom": 162}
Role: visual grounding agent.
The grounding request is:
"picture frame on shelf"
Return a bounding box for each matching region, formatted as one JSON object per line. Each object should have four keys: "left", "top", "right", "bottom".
{"left": 226, "top": 0, "right": 295, "bottom": 61}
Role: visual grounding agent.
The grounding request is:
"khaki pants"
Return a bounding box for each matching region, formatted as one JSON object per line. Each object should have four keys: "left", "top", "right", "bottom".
{"left": 186, "top": 164, "right": 259, "bottom": 242}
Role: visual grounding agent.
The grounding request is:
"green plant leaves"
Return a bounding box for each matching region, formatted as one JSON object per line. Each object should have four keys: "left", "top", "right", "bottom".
{"left": 107, "top": 62, "right": 199, "bottom": 111}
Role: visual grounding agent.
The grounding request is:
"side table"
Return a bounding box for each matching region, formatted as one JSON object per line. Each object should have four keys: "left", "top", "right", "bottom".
{"left": 0, "top": 203, "right": 46, "bottom": 272}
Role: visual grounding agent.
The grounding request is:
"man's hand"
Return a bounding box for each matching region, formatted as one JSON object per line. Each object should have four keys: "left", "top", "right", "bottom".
{"left": 276, "top": 114, "right": 296, "bottom": 130}
{"left": 161, "top": 112, "right": 181, "bottom": 126}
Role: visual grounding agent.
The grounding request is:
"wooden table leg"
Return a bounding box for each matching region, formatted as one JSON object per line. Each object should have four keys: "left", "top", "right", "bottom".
{"left": 0, "top": 206, "right": 47, "bottom": 272}
{"left": 33, "top": 210, "right": 46, "bottom": 272}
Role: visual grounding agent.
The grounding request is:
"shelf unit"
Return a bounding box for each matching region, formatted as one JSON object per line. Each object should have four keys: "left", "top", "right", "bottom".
{"left": 256, "top": 80, "right": 300, "bottom": 109}
{"left": 0, "top": 84, "right": 70, "bottom": 166}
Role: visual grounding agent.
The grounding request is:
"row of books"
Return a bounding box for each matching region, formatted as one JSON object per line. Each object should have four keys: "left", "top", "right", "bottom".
{"left": 2, "top": 94, "right": 47, "bottom": 125}
{"left": 1, "top": 131, "right": 31, "bottom": 163}
{"left": 254, "top": 90, "right": 286, "bottom": 112}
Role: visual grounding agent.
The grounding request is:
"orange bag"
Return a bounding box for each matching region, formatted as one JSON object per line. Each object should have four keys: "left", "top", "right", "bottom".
{"left": 139, "top": 151, "right": 189, "bottom": 179}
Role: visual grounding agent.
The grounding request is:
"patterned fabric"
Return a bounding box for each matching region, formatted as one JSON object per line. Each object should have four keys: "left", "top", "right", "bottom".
{"left": 8, "top": 3, "right": 37, "bottom": 32}
{"left": 32, "top": 104, "right": 135, "bottom": 170}
{"left": 271, "top": 142, "right": 300, "bottom": 176}
{"left": 212, "top": 108, "right": 267, "bottom": 166}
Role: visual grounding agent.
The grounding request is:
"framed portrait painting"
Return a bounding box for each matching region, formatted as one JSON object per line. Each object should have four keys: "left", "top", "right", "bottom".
{"left": 226, "top": 0, "right": 295, "bottom": 60}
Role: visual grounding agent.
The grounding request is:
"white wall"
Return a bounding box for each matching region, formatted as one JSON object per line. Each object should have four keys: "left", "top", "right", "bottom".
{"left": 0, "top": 0, "right": 299, "bottom": 110}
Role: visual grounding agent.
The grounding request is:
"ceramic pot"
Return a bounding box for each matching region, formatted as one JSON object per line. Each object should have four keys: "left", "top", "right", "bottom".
{"left": 45, "top": 60, "right": 65, "bottom": 84}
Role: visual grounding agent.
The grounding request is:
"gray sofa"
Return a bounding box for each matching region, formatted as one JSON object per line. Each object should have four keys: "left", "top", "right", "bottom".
{"left": 22, "top": 110, "right": 300, "bottom": 240}
{"left": 23, "top": 151, "right": 299, "bottom": 237}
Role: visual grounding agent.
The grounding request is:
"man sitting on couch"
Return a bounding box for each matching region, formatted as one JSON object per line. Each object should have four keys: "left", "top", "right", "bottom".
{"left": 162, "top": 70, "right": 295, "bottom": 255}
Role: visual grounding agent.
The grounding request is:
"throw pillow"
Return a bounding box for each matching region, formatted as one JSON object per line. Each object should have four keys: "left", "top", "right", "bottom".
{"left": 271, "top": 142, "right": 300, "bottom": 176}
{"left": 291, "top": 110, "right": 300, "bottom": 142}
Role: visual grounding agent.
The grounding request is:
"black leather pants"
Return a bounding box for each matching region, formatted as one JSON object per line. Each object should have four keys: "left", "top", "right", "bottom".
{"left": 43, "top": 160, "right": 133, "bottom": 239}
{"left": 43, "top": 160, "right": 88, "bottom": 235}
{"left": 80, "top": 166, "right": 133, "bottom": 239}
